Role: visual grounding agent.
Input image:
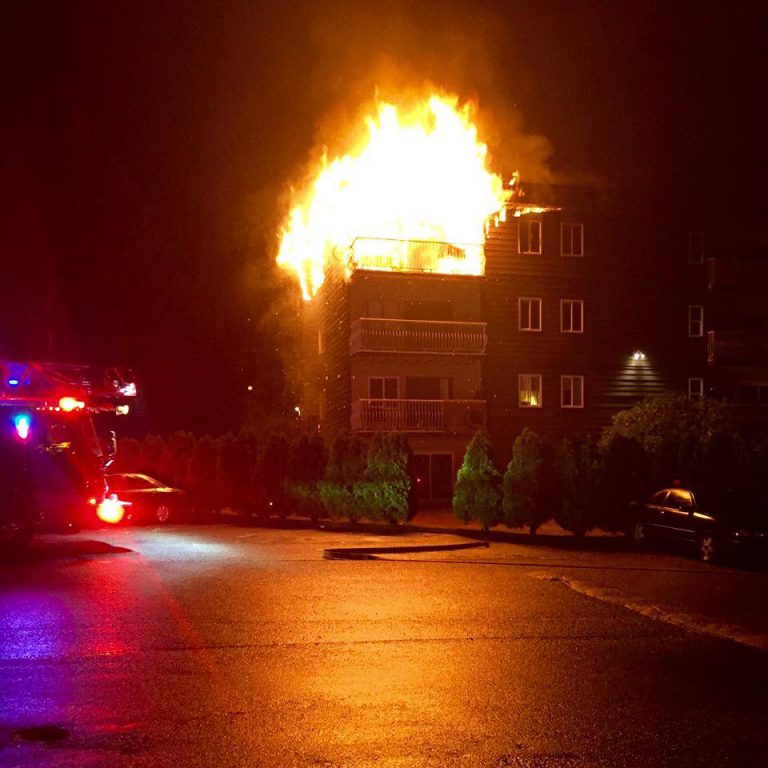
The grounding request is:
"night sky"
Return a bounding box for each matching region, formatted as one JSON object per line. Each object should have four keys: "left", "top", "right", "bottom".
{"left": 3, "top": 1, "right": 765, "bottom": 435}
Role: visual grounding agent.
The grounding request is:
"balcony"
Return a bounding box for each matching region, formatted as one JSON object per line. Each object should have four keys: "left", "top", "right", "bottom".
{"left": 350, "top": 318, "right": 487, "bottom": 355}
{"left": 351, "top": 399, "right": 486, "bottom": 433}
{"left": 708, "top": 330, "right": 768, "bottom": 366}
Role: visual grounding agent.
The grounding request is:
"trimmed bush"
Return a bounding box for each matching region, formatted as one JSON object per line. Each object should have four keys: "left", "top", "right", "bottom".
{"left": 286, "top": 432, "right": 327, "bottom": 520}
{"left": 453, "top": 431, "right": 500, "bottom": 530}
{"left": 554, "top": 437, "right": 601, "bottom": 537}
{"left": 355, "top": 432, "right": 411, "bottom": 524}
{"left": 501, "top": 428, "right": 554, "bottom": 536}
{"left": 320, "top": 432, "right": 367, "bottom": 522}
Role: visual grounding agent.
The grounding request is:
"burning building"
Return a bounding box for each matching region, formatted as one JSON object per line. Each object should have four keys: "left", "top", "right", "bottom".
{"left": 276, "top": 93, "right": 768, "bottom": 500}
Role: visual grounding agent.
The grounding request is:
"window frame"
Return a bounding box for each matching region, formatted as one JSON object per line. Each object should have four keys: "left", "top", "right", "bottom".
{"left": 560, "top": 299, "right": 584, "bottom": 333}
{"left": 519, "top": 297, "right": 543, "bottom": 332}
{"left": 561, "top": 222, "right": 584, "bottom": 257}
{"left": 560, "top": 375, "right": 584, "bottom": 408}
{"left": 688, "top": 377, "right": 704, "bottom": 400}
{"left": 518, "top": 373, "right": 543, "bottom": 408}
{"left": 688, "top": 305, "right": 704, "bottom": 337}
{"left": 519, "top": 220, "right": 542, "bottom": 255}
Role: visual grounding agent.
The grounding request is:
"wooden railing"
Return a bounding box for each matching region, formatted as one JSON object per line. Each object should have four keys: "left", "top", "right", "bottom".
{"left": 708, "top": 330, "right": 768, "bottom": 365}
{"left": 350, "top": 318, "right": 487, "bottom": 355}
{"left": 351, "top": 399, "right": 486, "bottom": 433}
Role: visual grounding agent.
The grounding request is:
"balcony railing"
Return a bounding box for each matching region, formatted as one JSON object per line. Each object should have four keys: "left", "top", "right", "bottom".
{"left": 351, "top": 399, "right": 487, "bottom": 433}
{"left": 350, "top": 318, "right": 487, "bottom": 355}
{"left": 708, "top": 330, "right": 768, "bottom": 365}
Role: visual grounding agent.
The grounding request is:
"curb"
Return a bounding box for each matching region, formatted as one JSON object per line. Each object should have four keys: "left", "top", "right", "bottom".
{"left": 324, "top": 540, "right": 490, "bottom": 560}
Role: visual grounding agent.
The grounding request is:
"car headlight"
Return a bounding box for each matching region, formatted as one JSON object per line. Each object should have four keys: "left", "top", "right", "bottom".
{"left": 733, "top": 529, "right": 755, "bottom": 539}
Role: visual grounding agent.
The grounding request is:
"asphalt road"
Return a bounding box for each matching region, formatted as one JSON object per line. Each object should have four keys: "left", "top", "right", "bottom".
{"left": 1, "top": 524, "right": 767, "bottom": 768}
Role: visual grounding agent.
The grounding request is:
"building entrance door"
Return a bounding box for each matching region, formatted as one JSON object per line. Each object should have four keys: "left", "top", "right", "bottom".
{"left": 413, "top": 453, "right": 454, "bottom": 503}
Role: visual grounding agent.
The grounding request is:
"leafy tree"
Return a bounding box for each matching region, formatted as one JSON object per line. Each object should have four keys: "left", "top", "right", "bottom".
{"left": 158, "top": 431, "right": 196, "bottom": 487}
{"left": 113, "top": 437, "right": 142, "bottom": 472}
{"left": 320, "top": 432, "right": 367, "bottom": 522}
{"left": 217, "top": 432, "right": 256, "bottom": 514}
{"left": 453, "top": 431, "right": 500, "bottom": 530}
{"left": 501, "top": 428, "right": 554, "bottom": 535}
{"left": 599, "top": 434, "right": 651, "bottom": 531}
{"left": 256, "top": 432, "right": 290, "bottom": 518}
{"left": 141, "top": 434, "right": 166, "bottom": 479}
{"left": 599, "top": 393, "right": 729, "bottom": 487}
{"left": 187, "top": 435, "right": 220, "bottom": 515}
{"left": 554, "top": 437, "right": 601, "bottom": 537}
{"left": 355, "top": 432, "right": 411, "bottom": 524}
{"left": 286, "top": 432, "right": 327, "bottom": 521}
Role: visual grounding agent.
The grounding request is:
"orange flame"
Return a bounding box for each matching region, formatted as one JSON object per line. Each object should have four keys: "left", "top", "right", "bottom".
{"left": 277, "top": 94, "right": 508, "bottom": 300}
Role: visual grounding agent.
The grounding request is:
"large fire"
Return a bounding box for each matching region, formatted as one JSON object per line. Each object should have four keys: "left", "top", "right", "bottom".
{"left": 277, "top": 94, "right": 509, "bottom": 300}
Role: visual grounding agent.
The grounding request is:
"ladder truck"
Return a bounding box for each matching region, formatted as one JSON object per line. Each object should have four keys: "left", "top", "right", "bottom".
{"left": 0, "top": 359, "right": 137, "bottom": 555}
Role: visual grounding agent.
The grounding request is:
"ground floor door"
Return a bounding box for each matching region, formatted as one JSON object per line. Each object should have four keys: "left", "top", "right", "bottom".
{"left": 413, "top": 453, "right": 453, "bottom": 503}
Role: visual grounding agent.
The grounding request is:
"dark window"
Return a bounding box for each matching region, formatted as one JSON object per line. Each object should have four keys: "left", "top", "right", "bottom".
{"left": 667, "top": 489, "right": 693, "bottom": 510}
{"left": 369, "top": 377, "right": 399, "bottom": 399}
{"left": 519, "top": 220, "right": 542, "bottom": 254}
{"left": 652, "top": 490, "right": 669, "bottom": 505}
{"left": 405, "top": 376, "right": 452, "bottom": 399}
{"left": 405, "top": 300, "right": 454, "bottom": 321}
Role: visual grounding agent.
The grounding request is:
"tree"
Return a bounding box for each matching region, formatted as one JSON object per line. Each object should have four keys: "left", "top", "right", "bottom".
{"left": 113, "top": 437, "right": 142, "bottom": 473}
{"left": 355, "top": 432, "right": 411, "bottom": 524}
{"left": 187, "top": 435, "right": 220, "bottom": 515}
{"left": 218, "top": 433, "right": 256, "bottom": 514}
{"left": 453, "top": 431, "right": 500, "bottom": 530}
{"left": 320, "top": 432, "right": 367, "bottom": 522}
{"left": 599, "top": 393, "right": 729, "bottom": 488}
{"left": 599, "top": 434, "right": 650, "bottom": 531}
{"left": 256, "top": 432, "right": 290, "bottom": 518}
{"left": 501, "top": 428, "right": 554, "bottom": 536}
{"left": 554, "top": 437, "right": 602, "bottom": 537}
{"left": 286, "top": 432, "right": 327, "bottom": 521}
{"left": 158, "top": 431, "right": 195, "bottom": 487}
{"left": 141, "top": 434, "right": 166, "bottom": 479}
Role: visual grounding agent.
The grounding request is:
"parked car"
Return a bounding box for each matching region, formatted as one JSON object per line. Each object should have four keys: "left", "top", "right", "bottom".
{"left": 629, "top": 486, "right": 768, "bottom": 563}
{"left": 106, "top": 473, "right": 186, "bottom": 525}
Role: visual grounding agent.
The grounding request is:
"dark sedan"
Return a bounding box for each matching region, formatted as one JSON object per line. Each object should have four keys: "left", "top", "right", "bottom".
{"left": 106, "top": 472, "right": 185, "bottom": 525}
{"left": 630, "top": 486, "right": 768, "bottom": 563}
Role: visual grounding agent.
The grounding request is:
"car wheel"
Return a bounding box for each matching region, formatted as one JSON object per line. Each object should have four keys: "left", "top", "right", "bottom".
{"left": 155, "top": 505, "right": 171, "bottom": 524}
{"left": 698, "top": 531, "right": 718, "bottom": 563}
{"left": 631, "top": 521, "right": 648, "bottom": 548}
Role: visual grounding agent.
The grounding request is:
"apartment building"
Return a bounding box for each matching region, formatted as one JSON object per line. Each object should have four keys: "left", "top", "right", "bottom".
{"left": 298, "top": 186, "right": 768, "bottom": 497}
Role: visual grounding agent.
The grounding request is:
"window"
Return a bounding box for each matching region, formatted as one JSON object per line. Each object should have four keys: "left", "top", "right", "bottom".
{"left": 367, "top": 299, "right": 400, "bottom": 318}
{"left": 519, "top": 298, "right": 542, "bottom": 331}
{"left": 688, "top": 231, "right": 705, "bottom": 264}
{"left": 688, "top": 378, "right": 704, "bottom": 399}
{"left": 561, "top": 375, "right": 584, "bottom": 408}
{"left": 519, "top": 220, "right": 542, "bottom": 254}
{"left": 667, "top": 489, "right": 694, "bottom": 511}
{"left": 317, "top": 329, "right": 325, "bottom": 355}
{"left": 688, "top": 305, "right": 704, "bottom": 337}
{"left": 369, "top": 377, "right": 398, "bottom": 399}
{"left": 519, "top": 374, "right": 542, "bottom": 408}
{"left": 561, "top": 223, "right": 584, "bottom": 257}
{"left": 560, "top": 299, "right": 584, "bottom": 333}
{"left": 651, "top": 490, "right": 669, "bottom": 505}
{"left": 739, "top": 383, "right": 768, "bottom": 405}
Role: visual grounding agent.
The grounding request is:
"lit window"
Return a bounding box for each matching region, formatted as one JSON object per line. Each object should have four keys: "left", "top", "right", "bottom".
{"left": 688, "top": 231, "right": 705, "bottom": 264}
{"left": 688, "top": 305, "right": 704, "bottom": 337}
{"left": 519, "top": 298, "right": 542, "bottom": 331}
{"left": 560, "top": 299, "right": 584, "bottom": 333}
{"left": 519, "top": 374, "right": 542, "bottom": 408}
{"left": 688, "top": 378, "right": 704, "bottom": 400}
{"left": 317, "top": 329, "right": 325, "bottom": 354}
{"left": 369, "top": 377, "right": 399, "bottom": 399}
{"left": 561, "top": 375, "right": 584, "bottom": 408}
{"left": 519, "top": 220, "right": 542, "bottom": 254}
{"left": 561, "top": 223, "right": 584, "bottom": 257}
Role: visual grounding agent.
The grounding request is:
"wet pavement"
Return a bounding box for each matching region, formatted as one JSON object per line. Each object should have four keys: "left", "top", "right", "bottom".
{"left": 1, "top": 524, "right": 767, "bottom": 767}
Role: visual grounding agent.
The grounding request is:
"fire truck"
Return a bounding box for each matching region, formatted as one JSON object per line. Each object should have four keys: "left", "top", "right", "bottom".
{"left": 0, "top": 359, "right": 137, "bottom": 555}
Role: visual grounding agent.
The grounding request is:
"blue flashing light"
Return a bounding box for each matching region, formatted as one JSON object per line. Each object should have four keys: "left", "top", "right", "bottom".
{"left": 13, "top": 413, "right": 31, "bottom": 441}
{"left": 7, "top": 378, "right": 19, "bottom": 387}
